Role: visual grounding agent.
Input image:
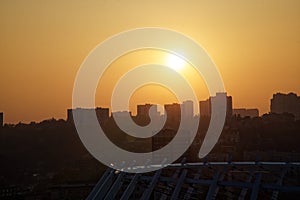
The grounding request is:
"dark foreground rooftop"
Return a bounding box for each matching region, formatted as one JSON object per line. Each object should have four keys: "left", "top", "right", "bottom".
{"left": 87, "top": 161, "right": 300, "bottom": 200}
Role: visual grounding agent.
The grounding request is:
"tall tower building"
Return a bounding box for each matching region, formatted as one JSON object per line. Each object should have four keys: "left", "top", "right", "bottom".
{"left": 0, "top": 112, "right": 3, "bottom": 127}
{"left": 67, "top": 109, "right": 73, "bottom": 123}
{"left": 182, "top": 100, "right": 194, "bottom": 118}
{"left": 271, "top": 93, "right": 300, "bottom": 119}
{"left": 200, "top": 100, "right": 211, "bottom": 117}
{"left": 95, "top": 107, "right": 109, "bottom": 123}
{"left": 200, "top": 92, "right": 233, "bottom": 118}
{"left": 164, "top": 103, "right": 181, "bottom": 128}
{"left": 137, "top": 104, "right": 159, "bottom": 118}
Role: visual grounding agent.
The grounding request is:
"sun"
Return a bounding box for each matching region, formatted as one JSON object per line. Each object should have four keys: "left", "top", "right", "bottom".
{"left": 165, "top": 53, "right": 186, "bottom": 71}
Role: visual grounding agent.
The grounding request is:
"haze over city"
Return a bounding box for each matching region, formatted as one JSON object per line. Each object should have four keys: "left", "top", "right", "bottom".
{"left": 0, "top": 0, "right": 300, "bottom": 123}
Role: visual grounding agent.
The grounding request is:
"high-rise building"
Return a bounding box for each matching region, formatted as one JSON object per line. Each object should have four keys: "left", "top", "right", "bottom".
{"left": 164, "top": 103, "right": 181, "bottom": 127}
{"left": 200, "top": 99, "right": 211, "bottom": 117}
{"left": 67, "top": 109, "right": 73, "bottom": 123}
{"left": 199, "top": 92, "right": 233, "bottom": 118}
{"left": 182, "top": 100, "right": 194, "bottom": 118}
{"left": 137, "top": 104, "right": 159, "bottom": 118}
{"left": 271, "top": 93, "right": 300, "bottom": 119}
{"left": 0, "top": 112, "right": 3, "bottom": 127}
{"left": 95, "top": 107, "right": 109, "bottom": 123}
{"left": 226, "top": 95, "right": 233, "bottom": 117}
{"left": 136, "top": 104, "right": 160, "bottom": 127}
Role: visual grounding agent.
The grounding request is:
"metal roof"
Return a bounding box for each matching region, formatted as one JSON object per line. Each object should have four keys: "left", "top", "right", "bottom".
{"left": 86, "top": 161, "right": 300, "bottom": 200}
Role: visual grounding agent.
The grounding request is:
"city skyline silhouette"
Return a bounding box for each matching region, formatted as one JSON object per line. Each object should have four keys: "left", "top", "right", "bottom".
{"left": 1, "top": 91, "right": 300, "bottom": 125}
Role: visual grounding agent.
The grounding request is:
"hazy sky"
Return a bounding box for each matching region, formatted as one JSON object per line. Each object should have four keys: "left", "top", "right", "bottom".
{"left": 0, "top": 0, "right": 299, "bottom": 123}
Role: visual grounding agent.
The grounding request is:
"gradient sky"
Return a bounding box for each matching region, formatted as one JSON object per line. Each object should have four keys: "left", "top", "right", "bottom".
{"left": 0, "top": 0, "right": 299, "bottom": 123}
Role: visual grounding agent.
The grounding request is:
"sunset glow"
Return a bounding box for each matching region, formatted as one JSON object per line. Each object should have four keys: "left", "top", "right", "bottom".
{"left": 0, "top": 1, "right": 299, "bottom": 123}
{"left": 165, "top": 53, "right": 186, "bottom": 71}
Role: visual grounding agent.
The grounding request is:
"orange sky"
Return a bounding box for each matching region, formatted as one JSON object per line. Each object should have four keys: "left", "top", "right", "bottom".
{"left": 0, "top": 0, "right": 299, "bottom": 123}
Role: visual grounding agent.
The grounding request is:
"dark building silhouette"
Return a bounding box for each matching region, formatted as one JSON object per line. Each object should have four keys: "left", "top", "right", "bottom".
{"left": 67, "top": 109, "right": 72, "bottom": 122}
{"left": 271, "top": 92, "right": 300, "bottom": 120}
{"left": 95, "top": 107, "right": 109, "bottom": 122}
{"left": 136, "top": 104, "right": 160, "bottom": 128}
{"left": 182, "top": 100, "right": 194, "bottom": 118}
{"left": 164, "top": 103, "right": 181, "bottom": 128}
{"left": 199, "top": 92, "right": 233, "bottom": 118}
{"left": 137, "top": 104, "right": 159, "bottom": 118}
{"left": 200, "top": 99, "right": 211, "bottom": 117}
{"left": 67, "top": 107, "right": 109, "bottom": 124}
{"left": 233, "top": 108, "right": 259, "bottom": 118}
{"left": 137, "top": 104, "right": 151, "bottom": 117}
{"left": 0, "top": 112, "right": 3, "bottom": 127}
